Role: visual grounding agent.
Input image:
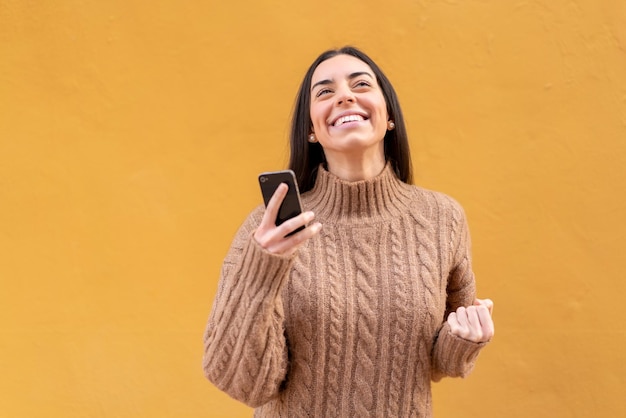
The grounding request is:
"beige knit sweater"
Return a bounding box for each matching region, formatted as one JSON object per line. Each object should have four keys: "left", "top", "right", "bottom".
{"left": 203, "top": 163, "right": 488, "bottom": 417}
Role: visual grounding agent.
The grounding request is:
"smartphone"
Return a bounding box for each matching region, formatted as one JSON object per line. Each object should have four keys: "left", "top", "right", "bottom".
{"left": 258, "top": 169, "right": 305, "bottom": 236}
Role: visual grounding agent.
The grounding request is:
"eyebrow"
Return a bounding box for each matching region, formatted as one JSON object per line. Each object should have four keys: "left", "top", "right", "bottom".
{"left": 311, "top": 71, "right": 374, "bottom": 92}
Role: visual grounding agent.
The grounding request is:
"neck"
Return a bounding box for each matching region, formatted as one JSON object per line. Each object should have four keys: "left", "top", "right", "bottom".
{"left": 324, "top": 146, "right": 386, "bottom": 182}
{"left": 304, "top": 161, "right": 414, "bottom": 223}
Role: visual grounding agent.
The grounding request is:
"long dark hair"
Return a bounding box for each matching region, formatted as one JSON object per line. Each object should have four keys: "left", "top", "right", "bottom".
{"left": 288, "top": 46, "right": 413, "bottom": 192}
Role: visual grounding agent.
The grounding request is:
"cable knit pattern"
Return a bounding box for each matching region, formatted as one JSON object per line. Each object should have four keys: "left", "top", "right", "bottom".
{"left": 351, "top": 226, "right": 379, "bottom": 416}
{"left": 203, "top": 163, "right": 490, "bottom": 417}
{"left": 323, "top": 231, "right": 344, "bottom": 417}
{"left": 411, "top": 211, "right": 440, "bottom": 413}
{"left": 286, "top": 243, "right": 316, "bottom": 416}
{"left": 386, "top": 219, "right": 412, "bottom": 417}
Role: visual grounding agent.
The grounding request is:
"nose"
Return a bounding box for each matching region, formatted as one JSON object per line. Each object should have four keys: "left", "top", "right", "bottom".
{"left": 335, "top": 86, "right": 355, "bottom": 106}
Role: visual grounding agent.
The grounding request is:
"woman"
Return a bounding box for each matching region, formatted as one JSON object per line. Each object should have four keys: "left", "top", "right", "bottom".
{"left": 203, "top": 46, "right": 494, "bottom": 417}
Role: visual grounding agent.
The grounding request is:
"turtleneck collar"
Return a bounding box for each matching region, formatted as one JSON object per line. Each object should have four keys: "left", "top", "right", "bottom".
{"left": 302, "top": 162, "right": 415, "bottom": 224}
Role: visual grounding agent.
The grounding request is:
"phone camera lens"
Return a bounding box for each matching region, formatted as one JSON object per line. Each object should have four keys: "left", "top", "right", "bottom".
{"left": 260, "top": 176, "right": 267, "bottom": 183}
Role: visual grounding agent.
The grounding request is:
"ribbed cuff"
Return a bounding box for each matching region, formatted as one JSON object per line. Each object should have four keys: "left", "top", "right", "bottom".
{"left": 432, "top": 322, "right": 488, "bottom": 378}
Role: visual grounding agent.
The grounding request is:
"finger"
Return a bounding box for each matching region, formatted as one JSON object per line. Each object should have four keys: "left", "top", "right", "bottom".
{"left": 466, "top": 306, "right": 484, "bottom": 341}
{"left": 280, "top": 220, "right": 320, "bottom": 249}
{"left": 447, "top": 312, "right": 462, "bottom": 335}
{"left": 455, "top": 306, "right": 469, "bottom": 328}
{"left": 449, "top": 309, "right": 472, "bottom": 339}
{"left": 474, "top": 298, "right": 494, "bottom": 315}
{"left": 476, "top": 305, "right": 495, "bottom": 340}
{"left": 464, "top": 305, "right": 486, "bottom": 340}
{"left": 257, "top": 209, "right": 319, "bottom": 254}
{"left": 268, "top": 222, "right": 322, "bottom": 256}
{"left": 262, "top": 183, "right": 288, "bottom": 226}
{"left": 483, "top": 298, "right": 494, "bottom": 315}
{"left": 276, "top": 211, "right": 315, "bottom": 238}
{"left": 448, "top": 312, "right": 459, "bottom": 325}
{"left": 466, "top": 306, "right": 481, "bottom": 329}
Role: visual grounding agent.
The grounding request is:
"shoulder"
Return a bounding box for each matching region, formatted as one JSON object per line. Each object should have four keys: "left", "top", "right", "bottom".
{"left": 405, "top": 183, "right": 467, "bottom": 221}
{"left": 239, "top": 204, "right": 265, "bottom": 233}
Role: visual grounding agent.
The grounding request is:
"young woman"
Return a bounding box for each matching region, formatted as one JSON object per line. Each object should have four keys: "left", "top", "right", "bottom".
{"left": 203, "top": 46, "right": 494, "bottom": 418}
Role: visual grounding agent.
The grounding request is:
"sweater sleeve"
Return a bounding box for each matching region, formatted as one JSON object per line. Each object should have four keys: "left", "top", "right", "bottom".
{"left": 431, "top": 198, "right": 489, "bottom": 381}
{"left": 202, "top": 207, "right": 293, "bottom": 407}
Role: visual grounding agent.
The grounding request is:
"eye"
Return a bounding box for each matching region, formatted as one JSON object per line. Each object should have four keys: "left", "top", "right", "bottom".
{"left": 315, "top": 88, "right": 332, "bottom": 98}
{"left": 354, "top": 80, "right": 371, "bottom": 88}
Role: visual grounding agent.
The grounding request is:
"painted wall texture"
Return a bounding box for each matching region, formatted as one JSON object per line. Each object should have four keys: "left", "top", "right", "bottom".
{"left": 1, "top": 0, "right": 625, "bottom": 417}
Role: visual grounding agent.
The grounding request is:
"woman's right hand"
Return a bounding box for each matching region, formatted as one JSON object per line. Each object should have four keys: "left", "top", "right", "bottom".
{"left": 253, "top": 183, "right": 322, "bottom": 256}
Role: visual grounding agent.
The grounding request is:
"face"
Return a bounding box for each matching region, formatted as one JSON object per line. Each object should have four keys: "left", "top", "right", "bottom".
{"left": 309, "top": 54, "right": 389, "bottom": 160}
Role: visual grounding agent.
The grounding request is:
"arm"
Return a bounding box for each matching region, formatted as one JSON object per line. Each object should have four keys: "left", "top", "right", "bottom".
{"left": 202, "top": 209, "right": 293, "bottom": 407}
{"left": 203, "top": 183, "right": 322, "bottom": 407}
{"left": 431, "top": 199, "right": 494, "bottom": 381}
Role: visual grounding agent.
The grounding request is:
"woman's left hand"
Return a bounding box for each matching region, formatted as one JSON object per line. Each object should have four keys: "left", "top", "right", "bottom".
{"left": 447, "top": 298, "right": 494, "bottom": 343}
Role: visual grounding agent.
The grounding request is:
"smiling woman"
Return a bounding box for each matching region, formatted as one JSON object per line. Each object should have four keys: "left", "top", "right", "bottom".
{"left": 289, "top": 47, "right": 413, "bottom": 193}
{"left": 202, "top": 46, "right": 494, "bottom": 418}
{"left": 308, "top": 55, "right": 390, "bottom": 181}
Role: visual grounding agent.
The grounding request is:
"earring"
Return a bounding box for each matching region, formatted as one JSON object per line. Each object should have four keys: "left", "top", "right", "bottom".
{"left": 387, "top": 120, "right": 395, "bottom": 130}
{"left": 308, "top": 133, "right": 317, "bottom": 143}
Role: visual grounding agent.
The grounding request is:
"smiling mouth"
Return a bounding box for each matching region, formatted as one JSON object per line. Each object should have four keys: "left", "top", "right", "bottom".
{"left": 333, "top": 114, "right": 367, "bottom": 127}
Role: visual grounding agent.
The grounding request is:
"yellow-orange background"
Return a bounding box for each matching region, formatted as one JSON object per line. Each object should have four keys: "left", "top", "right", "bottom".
{"left": 1, "top": 1, "right": 625, "bottom": 417}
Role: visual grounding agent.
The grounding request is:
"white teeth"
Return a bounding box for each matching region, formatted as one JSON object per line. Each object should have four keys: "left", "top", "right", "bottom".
{"left": 334, "top": 114, "right": 364, "bottom": 126}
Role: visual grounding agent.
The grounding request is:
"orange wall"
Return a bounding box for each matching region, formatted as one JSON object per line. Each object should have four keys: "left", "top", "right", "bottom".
{"left": 1, "top": 1, "right": 625, "bottom": 417}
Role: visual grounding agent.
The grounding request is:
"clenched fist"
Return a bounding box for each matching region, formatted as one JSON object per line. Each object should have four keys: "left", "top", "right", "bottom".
{"left": 447, "top": 298, "right": 494, "bottom": 343}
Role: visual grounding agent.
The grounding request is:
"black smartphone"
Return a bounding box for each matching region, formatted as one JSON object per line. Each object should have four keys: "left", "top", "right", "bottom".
{"left": 258, "top": 169, "right": 305, "bottom": 236}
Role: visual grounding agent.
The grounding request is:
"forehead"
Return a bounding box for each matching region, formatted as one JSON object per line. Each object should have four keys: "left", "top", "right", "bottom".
{"left": 311, "top": 54, "right": 375, "bottom": 84}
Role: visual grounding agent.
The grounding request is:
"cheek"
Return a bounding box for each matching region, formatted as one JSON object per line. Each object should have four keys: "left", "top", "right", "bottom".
{"left": 310, "top": 105, "right": 328, "bottom": 131}
{"left": 377, "top": 96, "right": 389, "bottom": 120}
{"left": 375, "top": 105, "right": 389, "bottom": 129}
